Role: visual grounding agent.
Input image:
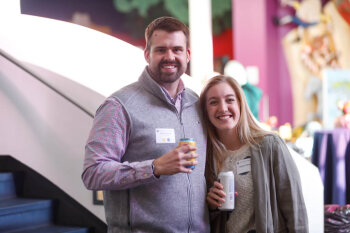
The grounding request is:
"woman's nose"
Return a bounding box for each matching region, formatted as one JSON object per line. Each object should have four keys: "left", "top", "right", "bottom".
{"left": 218, "top": 101, "right": 227, "bottom": 111}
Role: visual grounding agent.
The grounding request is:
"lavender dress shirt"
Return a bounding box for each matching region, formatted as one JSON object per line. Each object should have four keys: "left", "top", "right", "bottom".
{"left": 82, "top": 80, "right": 185, "bottom": 190}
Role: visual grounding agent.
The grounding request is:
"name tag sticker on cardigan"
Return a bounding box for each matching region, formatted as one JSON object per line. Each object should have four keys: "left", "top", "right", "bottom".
{"left": 155, "top": 128, "right": 175, "bottom": 143}
{"left": 236, "top": 158, "right": 251, "bottom": 175}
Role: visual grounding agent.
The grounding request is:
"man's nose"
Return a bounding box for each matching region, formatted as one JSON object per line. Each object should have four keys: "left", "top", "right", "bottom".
{"left": 164, "top": 50, "right": 175, "bottom": 60}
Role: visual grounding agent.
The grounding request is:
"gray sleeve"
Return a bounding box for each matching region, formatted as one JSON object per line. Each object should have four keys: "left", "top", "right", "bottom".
{"left": 272, "top": 135, "right": 309, "bottom": 233}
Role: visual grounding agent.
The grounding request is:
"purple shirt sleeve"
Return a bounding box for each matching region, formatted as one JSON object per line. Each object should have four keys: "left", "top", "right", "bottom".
{"left": 82, "top": 97, "right": 158, "bottom": 190}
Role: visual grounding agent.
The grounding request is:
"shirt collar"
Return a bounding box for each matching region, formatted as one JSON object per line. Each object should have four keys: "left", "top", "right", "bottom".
{"left": 144, "top": 67, "right": 186, "bottom": 104}
{"left": 161, "top": 79, "right": 185, "bottom": 104}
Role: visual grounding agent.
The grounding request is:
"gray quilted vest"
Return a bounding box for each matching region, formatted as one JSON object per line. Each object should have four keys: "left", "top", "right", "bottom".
{"left": 103, "top": 69, "right": 210, "bottom": 233}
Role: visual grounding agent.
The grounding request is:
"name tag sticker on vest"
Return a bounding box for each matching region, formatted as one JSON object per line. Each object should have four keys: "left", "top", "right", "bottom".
{"left": 236, "top": 158, "right": 251, "bottom": 175}
{"left": 155, "top": 128, "right": 175, "bottom": 143}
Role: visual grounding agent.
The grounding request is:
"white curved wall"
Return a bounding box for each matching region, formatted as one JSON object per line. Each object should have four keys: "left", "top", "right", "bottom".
{"left": 0, "top": 55, "right": 107, "bottom": 220}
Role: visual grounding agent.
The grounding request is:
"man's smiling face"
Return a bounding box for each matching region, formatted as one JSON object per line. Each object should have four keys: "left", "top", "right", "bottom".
{"left": 144, "top": 30, "right": 190, "bottom": 86}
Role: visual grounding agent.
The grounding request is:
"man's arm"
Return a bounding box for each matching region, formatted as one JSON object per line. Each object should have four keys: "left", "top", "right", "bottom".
{"left": 82, "top": 97, "right": 157, "bottom": 190}
{"left": 81, "top": 97, "right": 198, "bottom": 191}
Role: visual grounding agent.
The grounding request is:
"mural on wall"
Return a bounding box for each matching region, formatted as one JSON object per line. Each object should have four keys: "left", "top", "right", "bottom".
{"left": 112, "top": 0, "right": 232, "bottom": 37}
{"left": 113, "top": 0, "right": 234, "bottom": 73}
{"left": 70, "top": 0, "right": 233, "bottom": 73}
{"left": 278, "top": 0, "right": 350, "bottom": 127}
{"left": 22, "top": 0, "right": 233, "bottom": 55}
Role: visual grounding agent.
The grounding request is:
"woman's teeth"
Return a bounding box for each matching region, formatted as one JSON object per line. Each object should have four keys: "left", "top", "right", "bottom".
{"left": 218, "top": 115, "right": 231, "bottom": 120}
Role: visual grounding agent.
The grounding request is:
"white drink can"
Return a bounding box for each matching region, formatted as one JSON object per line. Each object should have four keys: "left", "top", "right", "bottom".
{"left": 218, "top": 171, "right": 235, "bottom": 211}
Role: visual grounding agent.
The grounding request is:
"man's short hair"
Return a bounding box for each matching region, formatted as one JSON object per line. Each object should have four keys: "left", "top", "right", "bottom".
{"left": 145, "top": 16, "right": 189, "bottom": 51}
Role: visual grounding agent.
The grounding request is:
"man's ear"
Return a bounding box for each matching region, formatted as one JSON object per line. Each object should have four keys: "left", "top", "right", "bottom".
{"left": 187, "top": 49, "right": 191, "bottom": 63}
{"left": 144, "top": 49, "right": 150, "bottom": 63}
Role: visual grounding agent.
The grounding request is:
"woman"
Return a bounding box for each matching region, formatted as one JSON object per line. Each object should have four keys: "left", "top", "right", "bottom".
{"left": 199, "top": 75, "right": 308, "bottom": 233}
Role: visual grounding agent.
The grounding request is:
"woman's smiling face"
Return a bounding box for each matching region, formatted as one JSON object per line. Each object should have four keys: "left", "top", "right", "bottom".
{"left": 206, "top": 82, "right": 241, "bottom": 134}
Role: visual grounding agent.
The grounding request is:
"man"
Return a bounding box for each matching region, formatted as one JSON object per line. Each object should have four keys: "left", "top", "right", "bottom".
{"left": 82, "top": 17, "right": 210, "bottom": 233}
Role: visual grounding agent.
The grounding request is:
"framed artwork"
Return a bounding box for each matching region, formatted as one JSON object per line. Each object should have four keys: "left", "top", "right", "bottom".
{"left": 322, "top": 69, "right": 350, "bottom": 129}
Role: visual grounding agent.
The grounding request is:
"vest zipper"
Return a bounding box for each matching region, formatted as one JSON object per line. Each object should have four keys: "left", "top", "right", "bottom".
{"left": 181, "top": 120, "right": 185, "bottom": 138}
{"left": 177, "top": 104, "right": 192, "bottom": 231}
{"left": 128, "top": 189, "right": 133, "bottom": 231}
{"left": 187, "top": 174, "right": 193, "bottom": 232}
{"left": 174, "top": 105, "right": 186, "bottom": 138}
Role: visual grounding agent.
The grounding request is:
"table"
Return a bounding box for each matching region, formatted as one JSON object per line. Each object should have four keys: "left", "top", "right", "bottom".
{"left": 312, "top": 129, "right": 350, "bottom": 205}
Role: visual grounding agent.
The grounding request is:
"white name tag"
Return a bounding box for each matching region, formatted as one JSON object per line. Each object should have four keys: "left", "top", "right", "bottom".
{"left": 236, "top": 158, "right": 251, "bottom": 174}
{"left": 155, "top": 128, "right": 175, "bottom": 143}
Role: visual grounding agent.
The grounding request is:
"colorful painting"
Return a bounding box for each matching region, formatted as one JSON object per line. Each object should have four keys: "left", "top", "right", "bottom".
{"left": 322, "top": 69, "right": 350, "bottom": 128}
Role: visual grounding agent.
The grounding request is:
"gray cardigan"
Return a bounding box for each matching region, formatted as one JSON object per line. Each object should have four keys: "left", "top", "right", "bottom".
{"left": 209, "top": 134, "right": 308, "bottom": 233}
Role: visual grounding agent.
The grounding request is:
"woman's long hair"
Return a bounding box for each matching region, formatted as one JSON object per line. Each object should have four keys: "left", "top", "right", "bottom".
{"left": 199, "top": 75, "right": 269, "bottom": 185}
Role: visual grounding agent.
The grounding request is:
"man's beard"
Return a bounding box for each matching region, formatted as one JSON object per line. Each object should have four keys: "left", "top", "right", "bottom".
{"left": 153, "top": 60, "right": 186, "bottom": 83}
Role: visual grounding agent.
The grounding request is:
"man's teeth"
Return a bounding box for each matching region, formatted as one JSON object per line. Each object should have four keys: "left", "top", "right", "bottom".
{"left": 163, "top": 65, "right": 175, "bottom": 68}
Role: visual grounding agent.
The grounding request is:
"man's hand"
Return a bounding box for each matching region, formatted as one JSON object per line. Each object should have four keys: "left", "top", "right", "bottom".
{"left": 152, "top": 144, "right": 198, "bottom": 176}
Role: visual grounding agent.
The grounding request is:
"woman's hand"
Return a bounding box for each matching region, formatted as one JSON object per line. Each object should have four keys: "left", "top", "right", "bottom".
{"left": 206, "top": 181, "right": 226, "bottom": 210}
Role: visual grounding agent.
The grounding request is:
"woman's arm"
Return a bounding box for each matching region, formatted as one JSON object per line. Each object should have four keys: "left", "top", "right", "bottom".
{"left": 272, "top": 135, "right": 309, "bottom": 233}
